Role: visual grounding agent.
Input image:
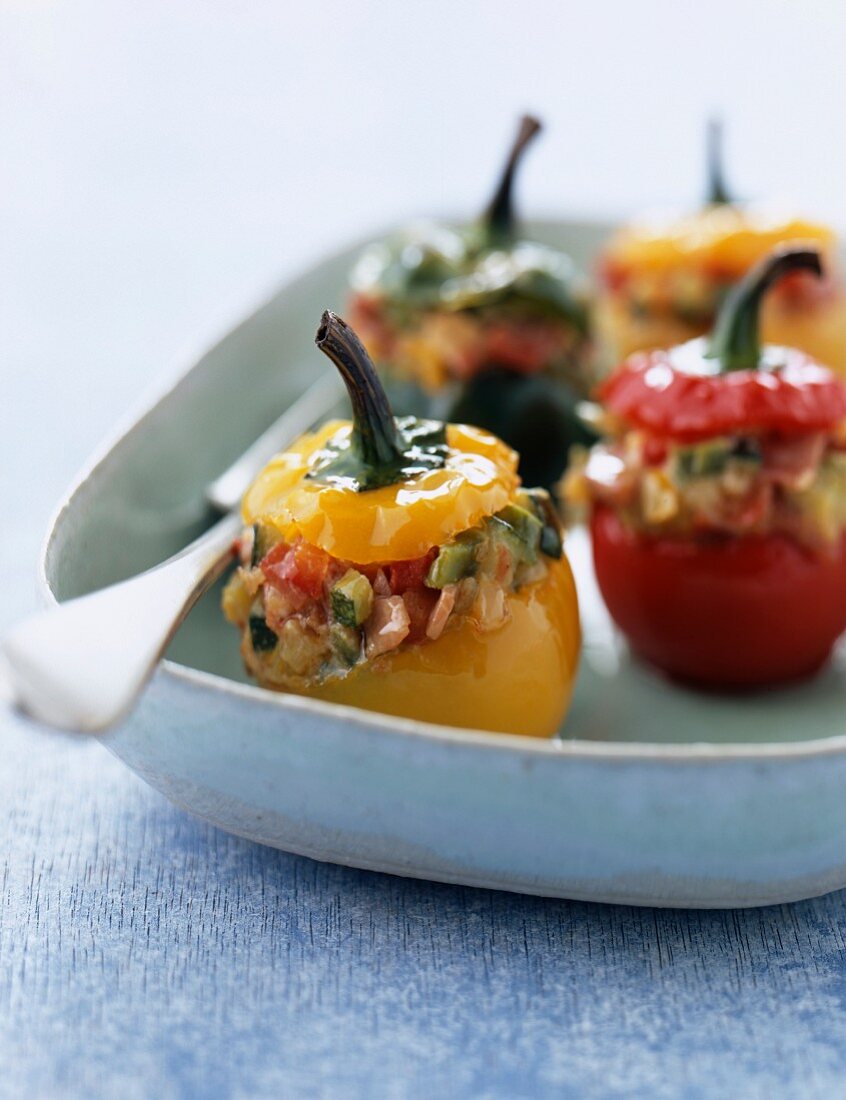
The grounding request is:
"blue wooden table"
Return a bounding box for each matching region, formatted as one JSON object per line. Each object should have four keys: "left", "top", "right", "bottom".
{"left": 5, "top": 700, "right": 846, "bottom": 1098}
{"left": 7, "top": 4, "right": 846, "bottom": 1094}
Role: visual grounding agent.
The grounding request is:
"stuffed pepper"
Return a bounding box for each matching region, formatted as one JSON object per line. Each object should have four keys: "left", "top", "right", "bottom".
{"left": 348, "top": 115, "right": 595, "bottom": 489}
{"left": 565, "top": 246, "right": 846, "bottom": 689}
{"left": 595, "top": 121, "right": 846, "bottom": 373}
{"left": 223, "top": 311, "right": 580, "bottom": 736}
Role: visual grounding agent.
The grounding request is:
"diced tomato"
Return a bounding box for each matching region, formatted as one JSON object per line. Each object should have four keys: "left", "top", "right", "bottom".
{"left": 259, "top": 543, "right": 290, "bottom": 590}
{"left": 260, "top": 542, "right": 289, "bottom": 568}
{"left": 259, "top": 542, "right": 305, "bottom": 607}
{"left": 348, "top": 293, "right": 395, "bottom": 358}
{"left": 598, "top": 256, "right": 628, "bottom": 293}
{"left": 642, "top": 436, "right": 669, "bottom": 466}
{"left": 401, "top": 587, "right": 439, "bottom": 644}
{"left": 261, "top": 558, "right": 296, "bottom": 595}
{"left": 449, "top": 346, "right": 482, "bottom": 381}
{"left": 718, "top": 482, "right": 772, "bottom": 532}
{"left": 701, "top": 259, "right": 736, "bottom": 285}
{"left": 289, "top": 542, "right": 331, "bottom": 598}
{"left": 482, "top": 323, "right": 559, "bottom": 376}
{"left": 261, "top": 540, "right": 330, "bottom": 600}
{"left": 348, "top": 292, "right": 382, "bottom": 322}
{"left": 387, "top": 549, "right": 437, "bottom": 594}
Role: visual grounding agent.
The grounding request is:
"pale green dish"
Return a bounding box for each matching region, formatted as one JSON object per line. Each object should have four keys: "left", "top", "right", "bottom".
{"left": 42, "top": 219, "right": 846, "bottom": 907}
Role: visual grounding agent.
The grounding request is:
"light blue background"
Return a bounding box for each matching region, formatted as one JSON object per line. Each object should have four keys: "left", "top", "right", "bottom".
{"left": 4, "top": 3, "right": 846, "bottom": 1095}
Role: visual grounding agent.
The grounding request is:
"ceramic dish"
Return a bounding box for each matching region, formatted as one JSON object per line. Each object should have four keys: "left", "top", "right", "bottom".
{"left": 41, "top": 219, "right": 846, "bottom": 908}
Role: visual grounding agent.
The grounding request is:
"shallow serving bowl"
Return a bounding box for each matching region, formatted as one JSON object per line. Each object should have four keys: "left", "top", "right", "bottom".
{"left": 41, "top": 218, "right": 846, "bottom": 908}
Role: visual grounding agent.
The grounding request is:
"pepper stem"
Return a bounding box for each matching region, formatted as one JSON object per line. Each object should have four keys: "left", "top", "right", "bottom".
{"left": 481, "top": 114, "right": 542, "bottom": 244}
{"left": 706, "top": 247, "right": 823, "bottom": 372}
{"left": 706, "top": 117, "right": 731, "bottom": 206}
{"left": 315, "top": 311, "right": 403, "bottom": 469}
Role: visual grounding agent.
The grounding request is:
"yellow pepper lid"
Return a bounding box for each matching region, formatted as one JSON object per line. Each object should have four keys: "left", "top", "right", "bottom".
{"left": 243, "top": 419, "right": 519, "bottom": 563}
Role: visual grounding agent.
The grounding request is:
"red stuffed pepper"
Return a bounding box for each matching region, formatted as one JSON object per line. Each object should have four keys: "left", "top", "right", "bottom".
{"left": 565, "top": 246, "right": 846, "bottom": 689}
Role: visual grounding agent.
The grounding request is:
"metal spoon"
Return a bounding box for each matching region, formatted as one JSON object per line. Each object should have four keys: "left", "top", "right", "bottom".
{"left": 1, "top": 372, "right": 342, "bottom": 734}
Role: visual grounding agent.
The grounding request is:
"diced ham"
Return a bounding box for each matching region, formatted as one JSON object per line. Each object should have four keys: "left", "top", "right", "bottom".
{"left": 472, "top": 578, "right": 509, "bottom": 633}
{"left": 372, "top": 569, "right": 391, "bottom": 598}
{"left": 494, "top": 544, "right": 513, "bottom": 584}
{"left": 759, "top": 434, "right": 826, "bottom": 491}
{"left": 365, "top": 596, "right": 411, "bottom": 659}
{"left": 263, "top": 584, "right": 308, "bottom": 632}
{"left": 688, "top": 479, "right": 772, "bottom": 535}
{"left": 582, "top": 446, "right": 638, "bottom": 507}
{"left": 426, "top": 586, "right": 456, "bottom": 641}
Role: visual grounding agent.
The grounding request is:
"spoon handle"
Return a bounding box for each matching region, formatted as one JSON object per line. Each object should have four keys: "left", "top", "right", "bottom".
{"left": 2, "top": 510, "right": 242, "bottom": 733}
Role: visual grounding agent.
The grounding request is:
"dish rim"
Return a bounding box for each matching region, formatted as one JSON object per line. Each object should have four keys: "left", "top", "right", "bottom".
{"left": 39, "top": 215, "right": 846, "bottom": 763}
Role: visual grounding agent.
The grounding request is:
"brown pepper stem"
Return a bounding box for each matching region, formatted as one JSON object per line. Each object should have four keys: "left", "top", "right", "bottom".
{"left": 706, "top": 116, "right": 731, "bottom": 206}
{"left": 707, "top": 247, "right": 823, "bottom": 372}
{"left": 315, "top": 311, "right": 402, "bottom": 469}
{"left": 481, "top": 114, "right": 542, "bottom": 243}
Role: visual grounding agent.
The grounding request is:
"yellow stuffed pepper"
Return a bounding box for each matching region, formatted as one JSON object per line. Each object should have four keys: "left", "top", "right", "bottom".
{"left": 223, "top": 311, "right": 580, "bottom": 737}
{"left": 595, "top": 121, "right": 846, "bottom": 374}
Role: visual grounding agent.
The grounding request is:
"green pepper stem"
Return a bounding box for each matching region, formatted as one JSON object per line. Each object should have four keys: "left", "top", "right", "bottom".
{"left": 706, "top": 117, "right": 731, "bottom": 206}
{"left": 707, "top": 247, "right": 823, "bottom": 372}
{"left": 481, "top": 114, "right": 542, "bottom": 243}
{"left": 315, "top": 311, "right": 402, "bottom": 468}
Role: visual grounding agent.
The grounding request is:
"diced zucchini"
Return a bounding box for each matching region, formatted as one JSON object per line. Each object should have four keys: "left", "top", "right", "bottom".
{"left": 490, "top": 503, "right": 543, "bottom": 563}
{"left": 249, "top": 614, "right": 278, "bottom": 652}
{"left": 330, "top": 623, "right": 362, "bottom": 667}
{"left": 730, "top": 438, "right": 763, "bottom": 465}
{"left": 486, "top": 517, "right": 527, "bottom": 566}
{"left": 672, "top": 439, "right": 733, "bottom": 481}
{"left": 250, "top": 521, "right": 278, "bottom": 567}
{"left": 539, "top": 523, "right": 563, "bottom": 559}
{"left": 673, "top": 438, "right": 762, "bottom": 482}
{"left": 520, "top": 488, "right": 563, "bottom": 560}
{"left": 426, "top": 532, "right": 481, "bottom": 588}
{"left": 826, "top": 451, "right": 846, "bottom": 475}
{"left": 330, "top": 569, "right": 373, "bottom": 627}
{"left": 629, "top": 297, "right": 650, "bottom": 321}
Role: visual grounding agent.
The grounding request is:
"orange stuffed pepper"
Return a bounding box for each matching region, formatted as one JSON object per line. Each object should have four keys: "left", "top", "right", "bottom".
{"left": 595, "top": 122, "right": 846, "bottom": 374}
